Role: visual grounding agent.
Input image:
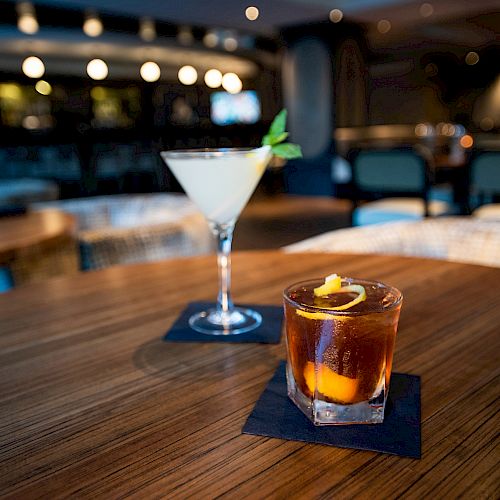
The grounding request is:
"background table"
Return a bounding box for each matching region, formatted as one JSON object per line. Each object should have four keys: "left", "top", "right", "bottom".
{"left": 0, "top": 209, "right": 79, "bottom": 286}
{"left": 1, "top": 251, "right": 499, "bottom": 497}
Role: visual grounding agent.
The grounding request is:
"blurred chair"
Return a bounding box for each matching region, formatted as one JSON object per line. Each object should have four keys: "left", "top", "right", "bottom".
{"left": 469, "top": 151, "right": 500, "bottom": 221}
{"left": 33, "top": 194, "right": 213, "bottom": 270}
{"left": 0, "top": 210, "right": 79, "bottom": 290}
{"left": 349, "top": 148, "right": 452, "bottom": 226}
{"left": 0, "top": 178, "right": 59, "bottom": 207}
{"left": 0, "top": 267, "right": 14, "bottom": 293}
{"left": 285, "top": 217, "right": 500, "bottom": 268}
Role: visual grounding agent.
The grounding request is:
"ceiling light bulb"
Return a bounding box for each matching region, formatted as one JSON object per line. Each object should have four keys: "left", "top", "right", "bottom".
{"left": 18, "top": 14, "right": 38, "bottom": 34}
{"left": 178, "top": 65, "right": 198, "bottom": 85}
{"left": 204, "top": 69, "right": 223, "bottom": 88}
{"left": 223, "top": 36, "right": 238, "bottom": 51}
{"left": 83, "top": 13, "right": 103, "bottom": 37}
{"left": 87, "top": 59, "right": 108, "bottom": 80}
{"left": 177, "top": 27, "right": 194, "bottom": 46}
{"left": 16, "top": 2, "right": 38, "bottom": 34}
{"left": 222, "top": 73, "right": 242, "bottom": 94}
{"left": 245, "top": 6, "right": 259, "bottom": 21}
{"left": 140, "top": 62, "right": 161, "bottom": 82}
{"left": 203, "top": 32, "right": 219, "bottom": 48}
{"left": 329, "top": 9, "right": 343, "bottom": 23}
{"left": 465, "top": 51, "right": 479, "bottom": 66}
{"left": 377, "top": 19, "right": 391, "bottom": 34}
{"left": 22, "top": 56, "right": 45, "bottom": 78}
{"left": 419, "top": 3, "right": 434, "bottom": 18}
{"left": 139, "top": 17, "right": 156, "bottom": 42}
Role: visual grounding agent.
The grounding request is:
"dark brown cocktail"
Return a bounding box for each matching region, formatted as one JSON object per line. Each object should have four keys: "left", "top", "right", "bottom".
{"left": 284, "top": 276, "right": 402, "bottom": 425}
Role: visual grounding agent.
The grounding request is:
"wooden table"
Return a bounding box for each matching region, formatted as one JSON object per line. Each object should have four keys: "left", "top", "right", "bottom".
{"left": 1, "top": 251, "right": 498, "bottom": 497}
{"left": 0, "top": 209, "right": 78, "bottom": 286}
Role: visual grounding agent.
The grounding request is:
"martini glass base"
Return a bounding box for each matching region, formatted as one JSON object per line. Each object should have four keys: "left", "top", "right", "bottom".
{"left": 188, "top": 307, "right": 262, "bottom": 335}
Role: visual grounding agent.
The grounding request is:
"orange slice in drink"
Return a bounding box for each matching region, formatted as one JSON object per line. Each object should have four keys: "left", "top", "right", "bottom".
{"left": 304, "top": 361, "right": 358, "bottom": 403}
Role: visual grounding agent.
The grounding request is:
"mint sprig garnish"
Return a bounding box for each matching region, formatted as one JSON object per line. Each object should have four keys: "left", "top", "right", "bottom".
{"left": 262, "top": 109, "right": 302, "bottom": 159}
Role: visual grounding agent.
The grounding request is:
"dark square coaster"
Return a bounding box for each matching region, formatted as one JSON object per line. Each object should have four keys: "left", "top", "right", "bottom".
{"left": 164, "top": 301, "right": 283, "bottom": 344}
{"left": 243, "top": 361, "right": 421, "bottom": 458}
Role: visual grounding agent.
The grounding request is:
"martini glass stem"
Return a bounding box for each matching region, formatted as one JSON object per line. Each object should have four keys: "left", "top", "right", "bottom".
{"left": 212, "top": 222, "right": 235, "bottom": 319}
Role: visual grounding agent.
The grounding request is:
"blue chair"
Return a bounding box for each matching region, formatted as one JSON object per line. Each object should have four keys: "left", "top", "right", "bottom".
{"left": 470, "top": 151, "right": 500, "bottom": 221}
{"left": 349, "top": 148, "right": 452, "bottom": 226}
{"left": 0, "top": 267, "right": 14, "bottom": 293}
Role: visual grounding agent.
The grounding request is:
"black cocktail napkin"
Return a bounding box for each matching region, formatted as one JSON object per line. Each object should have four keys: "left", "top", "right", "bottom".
{"left": 243, "top": 361, "right": 421, "bottom": 458}
{"left": 163, "top": 301, "right": 283, "bottom": 344}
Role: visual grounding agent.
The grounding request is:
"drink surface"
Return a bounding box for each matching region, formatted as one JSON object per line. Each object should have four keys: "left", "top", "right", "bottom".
{"left": 164, "top": 147, "right": 271, "bottom": 225}
{"left": 285, "top": 280, "right": 401, "bottom": 405}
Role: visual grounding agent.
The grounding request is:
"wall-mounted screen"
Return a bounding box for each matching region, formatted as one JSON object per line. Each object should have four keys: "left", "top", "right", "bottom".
{"left": 210, "top": 91, "right": 260, "bottom": 126}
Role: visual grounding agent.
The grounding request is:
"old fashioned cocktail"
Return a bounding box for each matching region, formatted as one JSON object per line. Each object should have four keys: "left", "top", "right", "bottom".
{"left": 284, "top": 275, "right": 402, "bottom": 425}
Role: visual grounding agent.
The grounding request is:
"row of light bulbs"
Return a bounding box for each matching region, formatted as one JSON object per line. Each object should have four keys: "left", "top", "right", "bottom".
{"left": 15, "top": 0, "right": 446, "bottom": 53}
{"left": 21, "top": 56, "right": 243, "bottom": 93}
{"left": 16, "top": 1, "right": 435, "bottom": 42}
{"left": 15, "top": 1, "right": 247, "bottom": 52}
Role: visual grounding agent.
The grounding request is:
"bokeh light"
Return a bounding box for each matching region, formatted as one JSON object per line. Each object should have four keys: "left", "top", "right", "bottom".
{"left": 203, "top": 32, "right": 219, "bottom": 48}
{"left": 177, "top": 27, "right": 194, "bottom": 45}
{"left": 415, "top": 123, "right": 429, "bottom": 137}
{"left": 22, "top": 115, "right": 40, "bottom": 129}
{"left": 459, "top": 135, "right": 474, "bottom": 148}
{"left": 83, "top": 14, "right": 103, "bottom": 37}
{"left": 140, "top": 62, "right": 161, "bottom": 82}
{"left": 223, "top": 36, "right": 238, "bottom": 51}
{"left": 35, "top": 80, "right": 52, "bottom": 95}
{"left": 87, "top": 59, "right": 108, "bottom": 80}
{"left": 465, "top": 52, "right": 479, "bottom": 66}
{"left": 245, "top": 6, "right": 259, "bottom": 21}
{"left": 329, "top": 9, "right": 343, "bottom": 23}
{"left": 22, "top": 56, "right": 45, "bottom": 78}
{"left": 139, "top": 17, "right": 156, "bottom": 42}
{"left": 17, "top": 2, "right": 38, "bottom": 34}
{"left": 222, "top": 73, "right": 242, "bottom": 94}
{"left": 204, "top": 69, "right": 223, "bottom": 88}
{"left": 419, "top": 3, "right": 434, "bottom": 18}
{"left": 480, "top": 117, "right": 494, "bottom": 131}
{"left": 377, "top": 19, "right": 391, "bottom": 34}
{"left": 178, "top": 65, "right": 198, "bottom": 85}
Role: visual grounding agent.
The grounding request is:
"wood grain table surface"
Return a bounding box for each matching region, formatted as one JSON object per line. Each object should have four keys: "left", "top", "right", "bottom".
{"left": 0, "top": 209, "right": 77, "bottom": 263}
{"left": 1, "top": 251, "right": 499, "bottom": 498}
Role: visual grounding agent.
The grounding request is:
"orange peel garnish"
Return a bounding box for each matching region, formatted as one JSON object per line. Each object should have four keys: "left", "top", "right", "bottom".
{"left": 295, "top": 275, "right": 366, "bottom": 319}
{"left": 326, "top": 284, "right": 366, "bottom": 311}
{"left": 296, "top": 309, "right": 334, "bottom": 321}
{"left": 304, "top": 361, "right": 358, "bottom": 403}
{"left": 313, "top": 275, "right": 366, "bottom": 311}
{"left": 313, "top": 273, "right": 341, "bottom": 297}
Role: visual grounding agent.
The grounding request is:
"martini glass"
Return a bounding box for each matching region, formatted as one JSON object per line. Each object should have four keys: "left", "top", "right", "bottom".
{"left": 160, "top": 146, "right": 272, "bottom": 335}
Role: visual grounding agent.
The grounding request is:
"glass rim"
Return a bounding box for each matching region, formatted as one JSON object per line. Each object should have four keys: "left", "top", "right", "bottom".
{"left": 283, "top": 277, "right": 403, "bottom": 316}
{"left": 160, "top": 145, "right": 270, "bottom": 159}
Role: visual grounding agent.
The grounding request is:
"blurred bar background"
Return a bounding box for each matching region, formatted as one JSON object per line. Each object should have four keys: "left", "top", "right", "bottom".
{"left": 0, "top": 0, "right": 499, "bottom": 290}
